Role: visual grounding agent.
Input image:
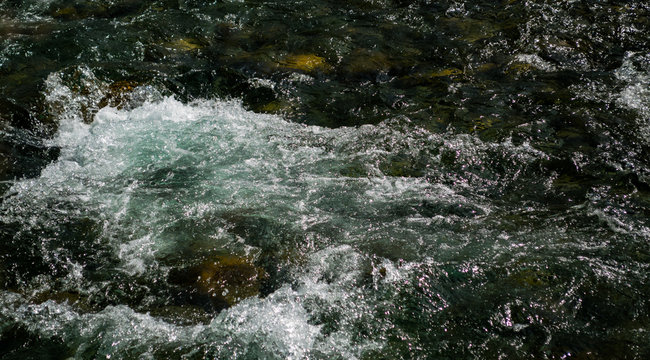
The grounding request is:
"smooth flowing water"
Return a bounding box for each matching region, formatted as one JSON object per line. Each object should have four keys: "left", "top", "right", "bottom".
{"left": 1, "top": 1, "right": 649, "bottom": 359}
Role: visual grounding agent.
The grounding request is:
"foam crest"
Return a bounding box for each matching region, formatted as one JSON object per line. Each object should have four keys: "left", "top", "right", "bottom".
{"left": 615, "top": 52, "right": 650, "bottom": 143}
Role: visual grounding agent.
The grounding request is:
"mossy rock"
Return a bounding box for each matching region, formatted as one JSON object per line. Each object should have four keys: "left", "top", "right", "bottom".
{"left": 428, "top": 68, "right": 464, "bottom": 78}
{"left": 506, "top": 62, "right": 536, "bottom": 76}
{"left": 97, "top": 80, "right": 140, "bottom": 110}
{"left": 218, "top": 211, "right": 308, "bottom": 295}
{"left": 254, "top": 100, "right": 292, "bottom": 114}
{"left": 45, "top": 67, "right": 108, "bottom": 123}
{"left": 51, "top": 3, "right": 111, "bottom": 20}
{"left": 442, "top": 17, "right": 500, "bottom": 43}
{"left": 555, "top": 128, "right": 584, "bottom": 140}
{"left": 163, "top": 38, "right": 205, "bottom": 51}
{"left": 473, "top": 63, "right": 499, "bottom": 74}
{"left": 279, "top": 54, "right": 331, "bottom": 73}
{"left": 5, "top": 72, "right": 30, "bottom": 85}
{"left": 169, "top": 255, "right": 266, "bottom": 309}
{"left": 422, "top": 103, "right": 457, "bottom": 131}
{"left": 341, "top": 50, "right": 392, "bottom": 75}
{"left": 552, "top": 174, "right": 592, "bottom": 192}
{"left": 469, "top": 116, "right": 497, "bottom": 133}
{"left": 197, "top": 255, "right": 265, "bottom": 305}
{"left": 52, "top": 6, "right": 78, "bottom": 19}
{"left": 400, "top": 68, "right": 464, "bottom": 86}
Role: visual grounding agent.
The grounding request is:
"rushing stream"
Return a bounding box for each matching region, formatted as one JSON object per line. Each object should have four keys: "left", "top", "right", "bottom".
{"left": 1, "top": 1, "right": 649, "bottom": 359}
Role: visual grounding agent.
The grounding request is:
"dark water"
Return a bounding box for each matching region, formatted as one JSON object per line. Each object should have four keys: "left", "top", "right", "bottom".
{"left": 1, "top": 1, "right": 649, "bottom": 358}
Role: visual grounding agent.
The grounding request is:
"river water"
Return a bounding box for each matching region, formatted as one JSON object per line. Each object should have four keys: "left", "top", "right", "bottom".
{"left": 1, "top": 1, "right": 649, "bottom": 359}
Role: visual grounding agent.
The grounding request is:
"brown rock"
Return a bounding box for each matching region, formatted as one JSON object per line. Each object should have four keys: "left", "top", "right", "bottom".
{"left": 279, "top": 54, "right": 332, "bottom": 73}
{"left": 196, "top": 255, "right": 266, "bottom": 306}
{"left": 169, "top": 254, "right": 267, "bottom": 309}
{"left": 97, "top": 80, "right": 140, "bottom": 111}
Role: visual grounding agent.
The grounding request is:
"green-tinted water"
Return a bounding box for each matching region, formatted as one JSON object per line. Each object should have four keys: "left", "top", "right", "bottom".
{"left": 1, "top": 1, "right": 649, "bottom": 358}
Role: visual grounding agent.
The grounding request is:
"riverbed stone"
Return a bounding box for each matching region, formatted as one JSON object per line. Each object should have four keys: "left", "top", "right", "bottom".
{"left": 341, "top": 49, "right": 392, "bottom": 75}
{"left": 508, "top": 267, "right": 555, "bottom": 288}
{"left": 254, "top": 100, "right": 293, "bottom": 114}
{"left": 97, "top": 80, "right": 141, "bottom": 110}
{"left": 168, "top": 254, "right": 266, "bottom": 309}
{"left": 279, "top": 54, "right": 331, "bottom": 73}
{"left": 441, "top": 17, "right": 501, "bottom": 43}
{"left": 163, "top": 38, "right": 205, "bottom": 52}
{"left": 468, "top": 116, "right": 497, "bottom": 133}
{"left": 506, "top": 62, "right": 536, "bottom": 76}
{"left": 427, "top": 68, "right": 464, "bottom": 79}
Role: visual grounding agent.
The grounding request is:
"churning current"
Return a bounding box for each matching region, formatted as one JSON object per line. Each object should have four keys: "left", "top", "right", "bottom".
{"left": 1, "top": 0, "right": 650, "bottom": 359}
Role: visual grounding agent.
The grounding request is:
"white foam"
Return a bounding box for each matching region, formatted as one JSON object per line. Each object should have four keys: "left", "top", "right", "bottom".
{"left": 4, "top": 89, "right": 551, "bottom": 277}
{"left": 615, "top": 52, "right": 650, "bottom": 144}
{"left": 0, "top": 73, "right": 554, "bottom": 357}
{"left": 513, "top": 54, "right": 557, "bottom": 72}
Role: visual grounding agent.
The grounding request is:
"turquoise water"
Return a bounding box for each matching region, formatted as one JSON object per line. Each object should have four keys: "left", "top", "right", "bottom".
{"left": 1, "top": 1, "right": 649, "bottom": 359}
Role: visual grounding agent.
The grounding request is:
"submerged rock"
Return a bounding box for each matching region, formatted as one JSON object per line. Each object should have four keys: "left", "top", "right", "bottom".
{"left": 341, "top": 49, "right": 392, "bottom": 76}
{"left": 427, "top": 68, "right": 464, "bottom": 78}
{"left": 45, "top": 67, "right": 154, "bottom": 124}
{"left": 219, "top": 211, "right": 305, "bottom": 296}
{"left": 97, "top": 80, "right": 141, "bottom": 110}
{"left": 168, "top": 255, "right": 266, "bottom": 310}
{"left": 441, "top": 17, "right": 502, "bottom": 43}
{"left": 163, "top": 38, "right": 205, "bottom": 52}
{"left": 468, "top": 116, "right": 497, "bottom": 133}
{"left": 196, "top": 255, "right": 265, "bottom": 305}
{"left": 254, "top": 100, "right": 293, "bottom": 115}
{"left": 507, "top": 267, "right": 556, "bottom": 288}
{"left": 279, "top": 54, "right": 331, "bottom": 73}
{"left": 506, "top": 61, "right": 537, "bottom": 76}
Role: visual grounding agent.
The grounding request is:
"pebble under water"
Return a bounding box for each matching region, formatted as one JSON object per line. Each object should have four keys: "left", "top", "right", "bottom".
{"left": 1, "top": 1, "right": 649, "bottom": 359}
